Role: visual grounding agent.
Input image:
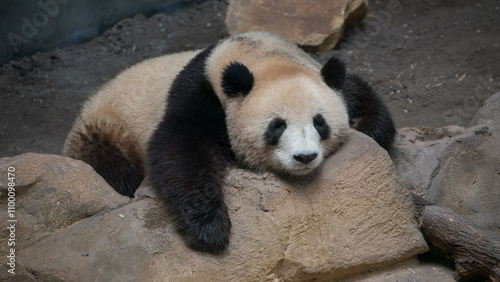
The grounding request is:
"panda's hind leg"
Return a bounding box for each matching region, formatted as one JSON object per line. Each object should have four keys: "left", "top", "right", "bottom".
{"left": 63, "top": 119, "right": 145, "bottom": 197}
{"left": 320, "top": 56, "right": 396, "bottom": 150}
{"left": 342, "top": 74, "right": 396, "bottom": 150}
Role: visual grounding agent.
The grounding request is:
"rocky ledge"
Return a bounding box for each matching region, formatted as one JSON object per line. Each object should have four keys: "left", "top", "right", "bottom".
{"left": 0, "top": 130, "right": 426, "bottom": 281}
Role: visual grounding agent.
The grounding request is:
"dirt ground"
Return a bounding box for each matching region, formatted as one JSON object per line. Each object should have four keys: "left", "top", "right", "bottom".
{"left": 0, "top": 0, "right": 499, "bottom": 157}
{"left": 0, "top": 1, "right": 498, "bottom": 280}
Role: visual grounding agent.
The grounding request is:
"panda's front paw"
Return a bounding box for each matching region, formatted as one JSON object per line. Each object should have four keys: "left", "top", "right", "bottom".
{"left": 182, "top": 204, "right": 232, "bottom": 253}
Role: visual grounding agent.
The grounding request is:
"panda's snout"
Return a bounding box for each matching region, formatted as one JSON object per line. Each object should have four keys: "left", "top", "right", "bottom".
{"left": 293, "top": 153, "right": 318, "bottom": 164}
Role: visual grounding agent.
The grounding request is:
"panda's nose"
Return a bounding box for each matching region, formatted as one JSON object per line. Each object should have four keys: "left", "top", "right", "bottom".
{"left": 293, "top": 153, "right": 317, "bottom": 164}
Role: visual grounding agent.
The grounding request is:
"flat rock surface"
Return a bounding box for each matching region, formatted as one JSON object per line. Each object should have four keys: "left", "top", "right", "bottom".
{"left": 345, "top": 258, "right": 455, "bottom": 282}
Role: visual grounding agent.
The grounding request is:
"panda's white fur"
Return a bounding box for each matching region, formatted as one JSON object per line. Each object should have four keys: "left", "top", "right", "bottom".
{"left": 64, "top": 32, "right": 394, "bottom": 253}
{"left": 64, "top": 50, "right": 199, "bottom": 166}
{"left": 205, "top": 32, "right": 349, "bottom": 175}
{"left": 65, "top": 32, "right": 349, "bottom": 178}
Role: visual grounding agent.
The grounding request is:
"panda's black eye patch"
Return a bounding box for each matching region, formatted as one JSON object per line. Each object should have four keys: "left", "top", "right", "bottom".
{"left": 313, "top": 114, "right": 330, "bottom": 140}
{"left": 265, "top": 118, "right": 287, "bottom": 146}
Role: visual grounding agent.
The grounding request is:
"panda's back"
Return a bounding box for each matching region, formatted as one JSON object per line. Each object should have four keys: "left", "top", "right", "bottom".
{"left": 65, "top": 50, "right": 200, "bottom": 160}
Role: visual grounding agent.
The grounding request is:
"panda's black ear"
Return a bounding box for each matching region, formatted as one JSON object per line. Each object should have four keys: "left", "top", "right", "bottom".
{"left": 321, "top": 56, "right": 346, "bottom": 90}
{"left": 222, "top": 62, "right": 254, "bottom": 97}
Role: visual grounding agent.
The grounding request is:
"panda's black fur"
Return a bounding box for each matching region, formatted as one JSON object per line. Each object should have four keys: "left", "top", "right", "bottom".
{"left": 148, "top": 52, "right": 394, "bottom": 253}
{"left": 321, "top": 56, "right": 396, "bottom": 150}
{"left": 65, "top": 33, "right": 395, "bottom": 253}
{"left": 148, "top": 46, "right": 235, "bottom": 252}
{"left": 74, "top": 124, "right": 145, "bottom": 198}
{"left": 222, "top": 62, "right": 255, "bottom": 97}
{"left": 341, "top": 75, "right": 396, "bottom": 150}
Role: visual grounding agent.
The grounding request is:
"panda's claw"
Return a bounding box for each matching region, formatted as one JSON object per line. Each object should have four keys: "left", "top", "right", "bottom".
{"left": 188, "top": 220, "right": 231, "bottom": 253}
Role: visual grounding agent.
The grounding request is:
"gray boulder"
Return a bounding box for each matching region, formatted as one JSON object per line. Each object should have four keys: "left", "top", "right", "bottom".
{"left": 391, "top": 92, "right": 500, "bottom": 232}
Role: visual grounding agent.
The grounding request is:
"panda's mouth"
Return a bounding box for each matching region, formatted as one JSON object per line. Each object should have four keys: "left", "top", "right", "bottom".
{"left": 286, "top": 166, "right": 316, "bottom": 176}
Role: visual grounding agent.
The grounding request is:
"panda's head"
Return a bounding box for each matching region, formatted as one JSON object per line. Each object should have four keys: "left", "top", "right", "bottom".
{"left": 221, "top": 56, "right": 350, "bottom": 176}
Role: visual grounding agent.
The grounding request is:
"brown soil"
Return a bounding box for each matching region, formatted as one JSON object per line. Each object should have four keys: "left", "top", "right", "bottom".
{"left": 1, "top": 0, "right": 498, "bottom": 157}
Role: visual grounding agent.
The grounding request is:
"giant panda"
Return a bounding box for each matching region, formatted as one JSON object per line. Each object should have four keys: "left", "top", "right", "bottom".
{"left": 64, "top": 32, "right": 395, "bottom": 253}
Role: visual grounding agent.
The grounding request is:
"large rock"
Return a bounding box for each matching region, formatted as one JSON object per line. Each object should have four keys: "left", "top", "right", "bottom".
{"left": 0, "top": 131, "right": 427, "bottom": 281}
{"left": 470, "top": 91, "right": 500, "bottom": 127}
{"left": 0, "top": 153, "right": 130, "bottom": 253}
{"left": 391, "top": 92, "right": 500, "bottom": 232}
{"left": 225, "top": 0, "right": 369, "bottom": 51}
{"left": 0, "top": 153, "right": 130, "bottom": 280}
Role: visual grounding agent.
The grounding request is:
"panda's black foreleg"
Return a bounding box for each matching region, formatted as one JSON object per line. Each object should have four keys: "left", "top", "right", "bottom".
{"left": 146, "top": 45, "right": 236, "bottom": 253}
{"left": 147, "top": 118, "right": 234, "bottom": 253}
